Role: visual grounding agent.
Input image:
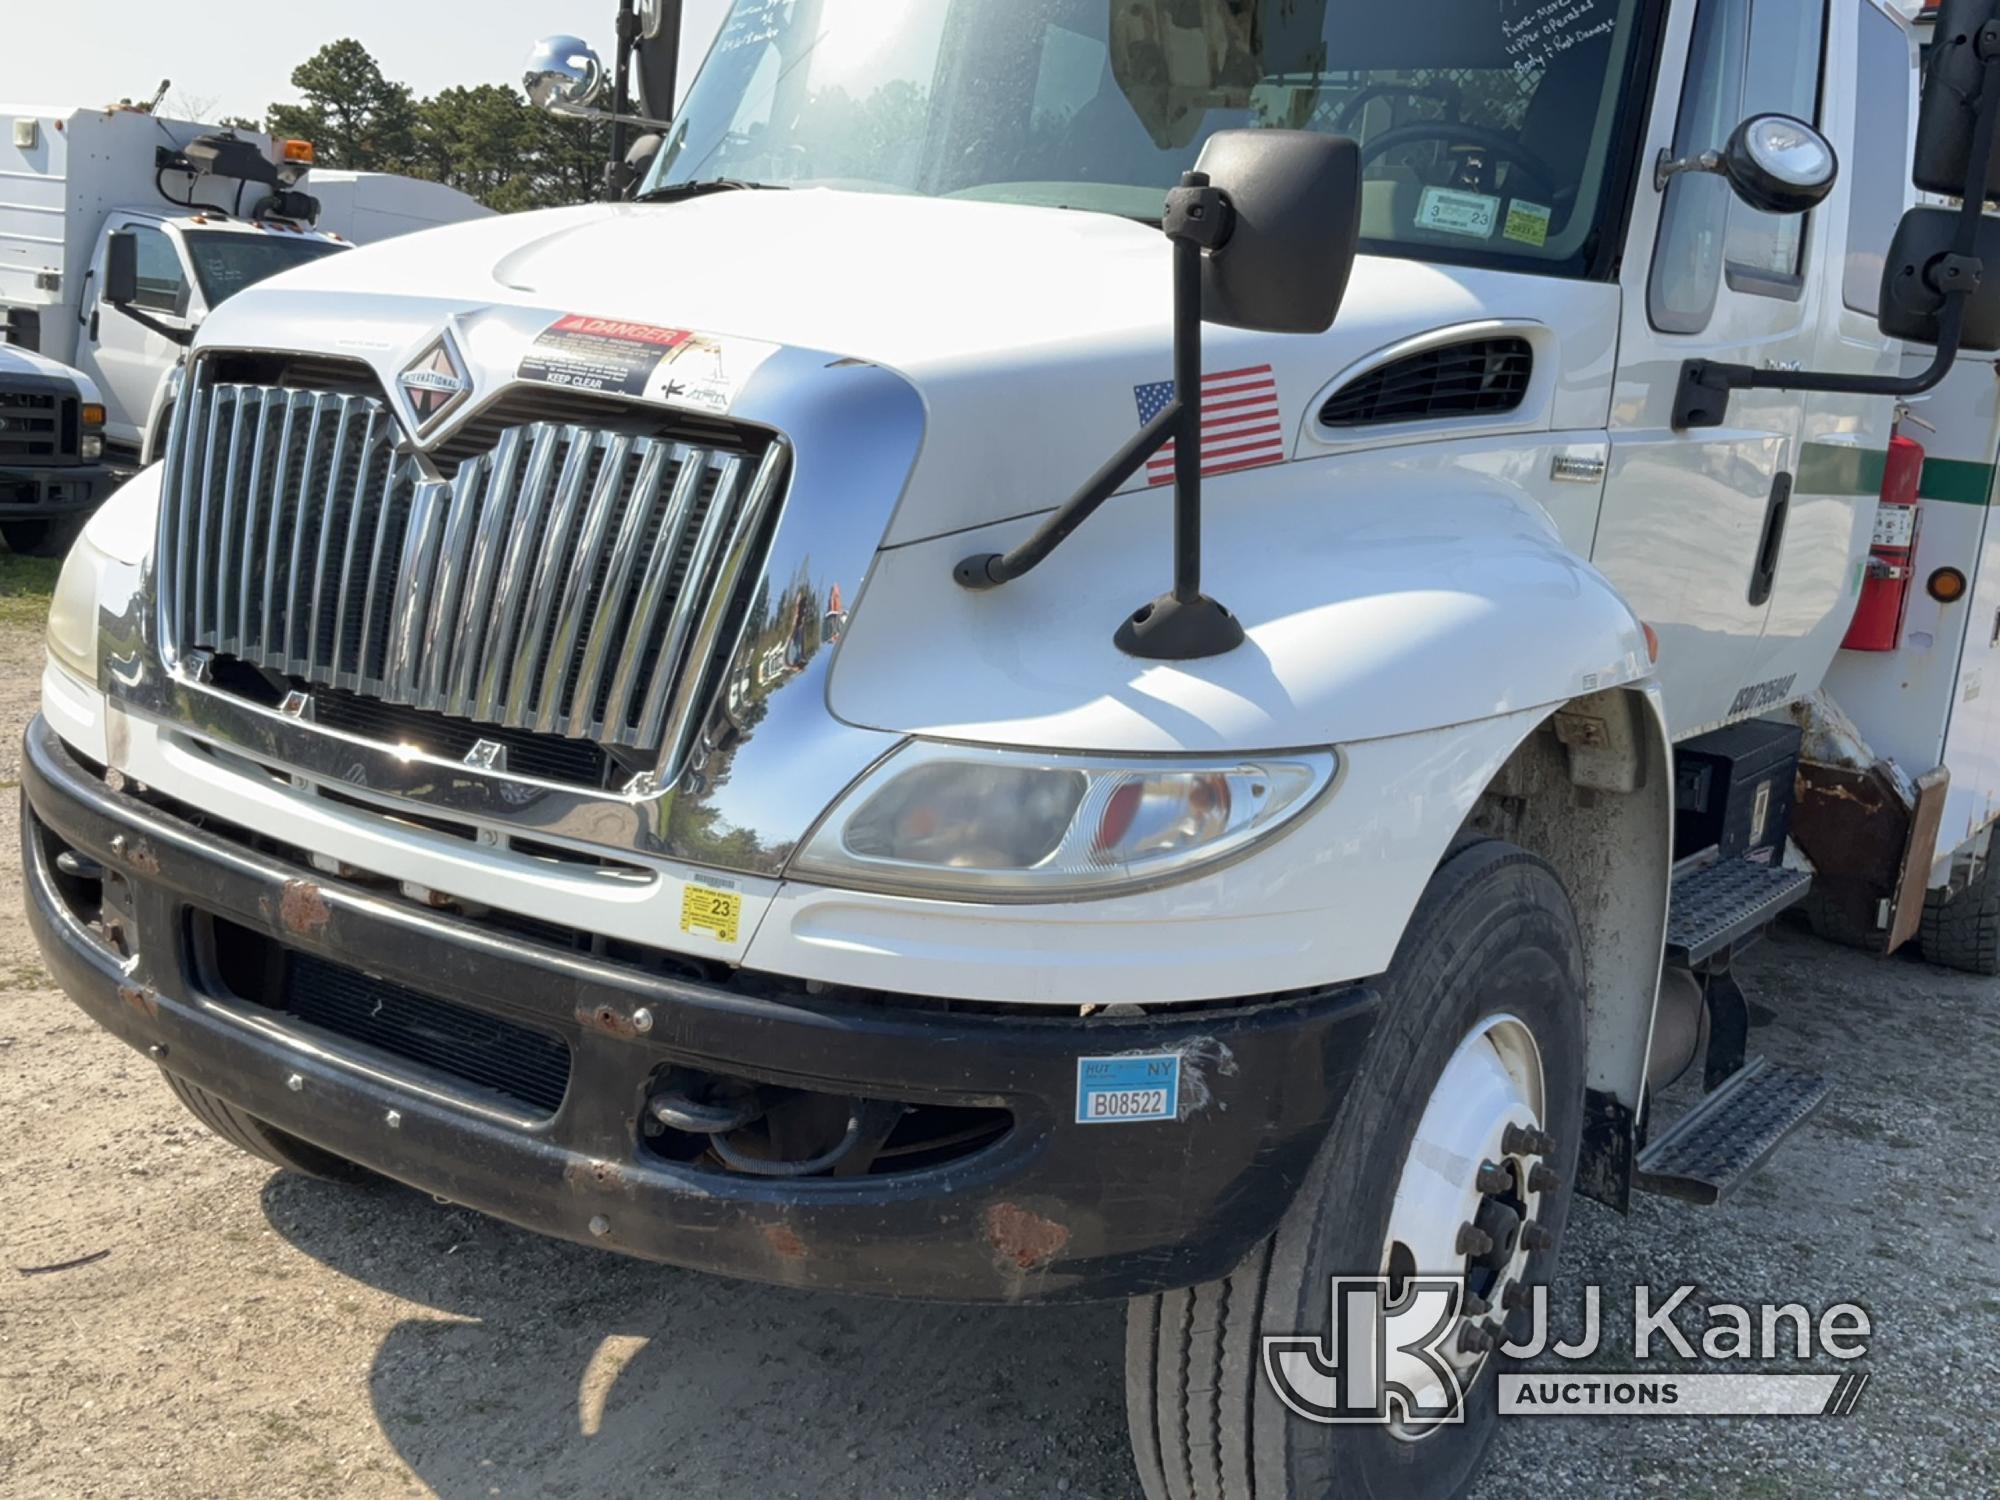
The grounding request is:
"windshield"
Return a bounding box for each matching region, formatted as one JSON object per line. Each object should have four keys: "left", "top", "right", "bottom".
{"left": 648, "top": 0, "right": 1648, "bottom": 274}
{"left": 182, "top": 231, "right": 348, "bottom": 307}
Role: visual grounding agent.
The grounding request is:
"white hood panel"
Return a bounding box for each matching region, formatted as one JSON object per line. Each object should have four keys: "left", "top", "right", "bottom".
{"left": 199, "top": 189, "right": 1620, "bottom": 546}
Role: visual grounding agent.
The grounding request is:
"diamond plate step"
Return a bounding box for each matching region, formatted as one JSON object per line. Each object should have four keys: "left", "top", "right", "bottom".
{"left": 1635, "top": 1057, "right": 1831, "bottom": 1205}
{"left": 1668, "top": 858, "right": 1814, "bottom": 968}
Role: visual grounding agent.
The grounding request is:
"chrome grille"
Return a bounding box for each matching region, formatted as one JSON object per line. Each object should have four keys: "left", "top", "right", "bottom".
{"left": 157, "top": 368, "right": 786, "bottom": 775}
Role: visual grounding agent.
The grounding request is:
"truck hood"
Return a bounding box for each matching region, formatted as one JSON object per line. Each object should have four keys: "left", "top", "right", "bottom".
{"left": 0, "top": 341, "right": 100, "bottom": 402}
{"left": 205, "top": 189, "right": 1618, "bottom": 545}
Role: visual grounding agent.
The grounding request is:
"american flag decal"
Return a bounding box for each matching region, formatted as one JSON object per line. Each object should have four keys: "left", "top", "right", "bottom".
{"left": 1134, "top": 364, "right": 1285, "bottom": 487}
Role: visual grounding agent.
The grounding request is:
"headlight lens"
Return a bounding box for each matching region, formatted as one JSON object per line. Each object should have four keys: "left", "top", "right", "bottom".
{"left": 46, "top": 531, "right": 105, "bottom": 681}
{"left": 793, "top": 742, "right": 1336, "bottom": 900}
{"left": 80, "top": 434, "right": 104, "bottom": 461}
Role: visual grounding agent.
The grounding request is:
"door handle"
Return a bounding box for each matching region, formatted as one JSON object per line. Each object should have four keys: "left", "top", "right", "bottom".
{"left": 88, "top": 311, "right": 99, "bottom": 342}
{"left": 1748, "top": 470, "right": 1792, "bottom": 607}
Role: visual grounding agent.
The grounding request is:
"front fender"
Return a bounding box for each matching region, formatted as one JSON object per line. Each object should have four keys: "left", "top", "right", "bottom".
{"left": 832, "top": 458, "right": 1650, "bottom": 752}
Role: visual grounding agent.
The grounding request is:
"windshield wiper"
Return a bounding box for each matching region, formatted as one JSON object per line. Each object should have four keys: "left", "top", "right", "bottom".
{"left": 634, "top": 179, "right": 788, "bottom": 204}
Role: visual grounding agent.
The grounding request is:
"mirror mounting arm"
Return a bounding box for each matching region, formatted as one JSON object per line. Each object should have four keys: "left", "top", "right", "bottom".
{"left": 1676, "top": 31, "right": 2000, "bottom": 431}
{"left": 109, "top": 303, "right": 196, "bottom": 349}
{"left": 956, "top": 172, "right": 1247, "bottom": 660}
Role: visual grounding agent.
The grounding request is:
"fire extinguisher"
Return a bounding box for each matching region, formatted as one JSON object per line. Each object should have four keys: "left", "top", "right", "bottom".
{"left": 1841, "top": 425, "right": 1927, "bottom": 653}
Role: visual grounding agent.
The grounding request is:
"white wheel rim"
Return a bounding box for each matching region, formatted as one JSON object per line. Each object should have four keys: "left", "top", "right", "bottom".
{"left": 1379, "top": 1014, "right": 1547, "bottom": 1442}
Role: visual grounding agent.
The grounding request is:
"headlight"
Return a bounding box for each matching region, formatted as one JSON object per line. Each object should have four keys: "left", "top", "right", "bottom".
{"left": 793, "top": 741, "right": 1337, "bottom": 900}
{"left": 80, "top": 434, "right": 104, "bottom": 461}
{"left": 46, "top": 531, "right": 105, "bottom": 681}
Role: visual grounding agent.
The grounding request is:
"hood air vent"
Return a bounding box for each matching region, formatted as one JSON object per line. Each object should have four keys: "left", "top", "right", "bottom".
{"left": 1319, "top": 337, "right": 1533, "bottom": 429}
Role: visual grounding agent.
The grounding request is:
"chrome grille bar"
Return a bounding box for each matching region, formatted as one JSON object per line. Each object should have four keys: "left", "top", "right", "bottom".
{"left": 156, "top": 369, "right": 788, "bottom": 779}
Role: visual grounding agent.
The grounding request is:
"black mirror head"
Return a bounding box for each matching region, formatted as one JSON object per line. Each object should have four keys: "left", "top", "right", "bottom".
{"left": 1879, "top": 206, "right": 2000, "bottom": 350}
{"left": 1721, "top": 114, "right": 1837, "bottom": 215}
{"left": 105, "top": 231, "right": 139, "bottom": 307}
{"left": 1916, "top": 0, "right": 2000, "bottom": 201}
{"left": 1191, "top": 129, "right": 1360, "bottom": 335}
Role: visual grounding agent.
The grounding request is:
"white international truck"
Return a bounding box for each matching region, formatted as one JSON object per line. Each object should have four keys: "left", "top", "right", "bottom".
{"left": 24, "top": 0, "right": 2000, "bottom": 1495}
{"left": 0, "top": 104, "right": 491, "bottom": 553}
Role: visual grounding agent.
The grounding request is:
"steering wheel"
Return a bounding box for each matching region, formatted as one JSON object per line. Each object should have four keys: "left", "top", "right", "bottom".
{"left": 1358, "top": 122, "right": 1564, "bottom": 210}
{"left": 1332, "top": 82, "right": 1460, "bottom": 133}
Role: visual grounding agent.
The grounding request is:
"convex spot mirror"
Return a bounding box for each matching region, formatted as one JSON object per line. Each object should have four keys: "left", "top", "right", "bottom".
{"left": 1657, "top": 113, "right": 1838, "bottom": 216}
{"left": 1879, "top": 207, "right": 2000, "bottom": 351}
{"left": 1190, "top": 129, "right": 1360, "bottom": 335}
{"left": 525, "top": 35, "right": 606, "bottom": 114}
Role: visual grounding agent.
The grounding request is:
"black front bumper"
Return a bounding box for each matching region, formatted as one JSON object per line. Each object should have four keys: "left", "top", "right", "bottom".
{"left": 0, "top": 461, "right": 110, "bottom": 515}
{"left": 22, "top": 716, "right": 1377, "bottom": 1302}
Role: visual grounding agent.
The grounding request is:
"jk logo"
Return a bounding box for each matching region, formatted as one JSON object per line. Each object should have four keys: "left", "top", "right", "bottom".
{"left": 1262, "top": 1277, "right": 1468, "bottom": 1429}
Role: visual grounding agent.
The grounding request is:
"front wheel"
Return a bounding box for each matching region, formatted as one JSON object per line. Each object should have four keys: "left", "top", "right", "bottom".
{"left": 1126, "top": 841, "right": 1587, "bottom": 1500}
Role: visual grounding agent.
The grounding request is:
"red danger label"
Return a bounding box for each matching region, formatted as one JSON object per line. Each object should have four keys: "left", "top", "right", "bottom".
{"left": 547, "top": 315, "right": 693, "bottom": 348}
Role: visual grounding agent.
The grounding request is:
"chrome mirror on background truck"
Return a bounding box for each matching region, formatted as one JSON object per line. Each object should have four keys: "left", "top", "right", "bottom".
{"left": 954, "top": 128, "right": 1362, "bottom": 662}
{"left": 1678, "top": 0, "right": 2000, "bottom": 427}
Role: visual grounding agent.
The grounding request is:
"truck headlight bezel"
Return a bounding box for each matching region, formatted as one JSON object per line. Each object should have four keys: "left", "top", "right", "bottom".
{"left": 790, "top": 740, "right": 1338, "bottom": 902}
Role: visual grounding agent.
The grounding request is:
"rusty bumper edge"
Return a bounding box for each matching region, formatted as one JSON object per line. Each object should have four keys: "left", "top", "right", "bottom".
{"left": 21, "top": 715, "right": 1378, "bottom": 1304}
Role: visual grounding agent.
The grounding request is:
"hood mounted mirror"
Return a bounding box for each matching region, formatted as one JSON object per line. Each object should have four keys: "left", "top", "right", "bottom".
{"left": 955, "top": 129, "right": 1360, "bottom": 661}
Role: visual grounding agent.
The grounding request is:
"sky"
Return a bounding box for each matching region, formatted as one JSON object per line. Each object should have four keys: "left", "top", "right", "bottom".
{"left": 7, "top": 2, "right": 733, "bottom": 123}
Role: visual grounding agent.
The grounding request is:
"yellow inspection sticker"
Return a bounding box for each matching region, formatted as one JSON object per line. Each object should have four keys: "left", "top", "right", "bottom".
{"left": 1504, "top": 199, "right": 1552, "bottom": 247}
{"left": 681, "top": 884, "right": 742, "bottom": 943}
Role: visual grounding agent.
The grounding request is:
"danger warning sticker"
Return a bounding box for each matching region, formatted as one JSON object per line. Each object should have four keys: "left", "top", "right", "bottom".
{"left": 517, "top": 314, "right": 779, "bottom": 415}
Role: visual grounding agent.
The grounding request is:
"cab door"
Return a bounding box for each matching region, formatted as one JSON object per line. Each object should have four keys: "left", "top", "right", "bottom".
{"left": 1592, "top": 0, "right": 1830, "bottom": 738}
{"left": 74, "top": 217, "right": 199, "bottom": 452}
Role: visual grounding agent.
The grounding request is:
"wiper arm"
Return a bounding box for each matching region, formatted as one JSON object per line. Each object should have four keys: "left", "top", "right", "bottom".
{"left": 634, "top": 179, "right": 788, "bottom": 204}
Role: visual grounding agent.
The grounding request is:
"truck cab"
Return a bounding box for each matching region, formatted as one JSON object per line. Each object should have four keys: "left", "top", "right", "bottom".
{"left": 72, "top": 211, "right": 347, "bottom": 462}
{"left": 0, "top": 104, "right": 491, "bottom": 551}
{"left": 21, "top": 2, "right": 1990, "bottom": 1496}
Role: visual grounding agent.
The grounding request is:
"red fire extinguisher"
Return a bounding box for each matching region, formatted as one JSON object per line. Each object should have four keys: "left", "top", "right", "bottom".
{"left": 1841, "top": 430, "right": 1926, "bottom": 652}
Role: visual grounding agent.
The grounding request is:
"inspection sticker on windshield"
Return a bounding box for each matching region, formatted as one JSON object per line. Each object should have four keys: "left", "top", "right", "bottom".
{"left": 1416, "top": 186, "right": 1501, "bottom": 240}
{"left": 519, "top": 315, "right": 778, "bottom": 415}
{"left": 681, "top": 883, "right": 742, "bottom": 944}
{"left": 1076, "top": 1054, "right": 1181, "bottom": 1124}
{"left": 1505, "top": 199, "right": 1553, "bottom": 247}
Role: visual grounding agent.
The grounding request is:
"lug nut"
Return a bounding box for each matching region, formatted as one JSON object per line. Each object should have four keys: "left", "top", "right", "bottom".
{"left": 1476, "top": 1160, "right": 1515, "bottom": 1196}
{"left": 1458, "top": 1322, "right": 1496, "bottom": 1355}
{"left": 1502, "top": 1282, "right": 1534, "bottom": 1312}
{"left": 1521, "top": 1223, "right": 1555, "bottom": 1252}
{"left": 1456, "top": 1223, "right": 1494, "bottom": 1257}
{"left": 1528, "top": 1164, "right": 1562, "bottom": 1194}
{"left": 1503, "top": 1124, "right": 1556, "bottom": 1157}
{"left": 1461, "top": 1292, "right": 1490, "bottom": 1318}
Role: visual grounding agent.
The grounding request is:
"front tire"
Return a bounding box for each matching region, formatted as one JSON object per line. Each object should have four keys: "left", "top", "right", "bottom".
{"left": 1126, "top": 841, "right": 1587, "bottom": 1500}
{"left": 159, "top": 1069, "right": 369, "bottom": 1183}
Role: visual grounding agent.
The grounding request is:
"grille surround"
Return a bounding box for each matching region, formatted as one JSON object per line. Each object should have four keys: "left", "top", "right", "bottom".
{"left": 1318, "top": 336, "right": 1534, "bottom": 429}
{"left": 157, "top": 363, "right": 789, "bottom": 785}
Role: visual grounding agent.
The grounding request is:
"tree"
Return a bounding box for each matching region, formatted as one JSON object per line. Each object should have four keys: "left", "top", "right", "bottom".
{"left": 267, "top": 39, "right": 420, "bottom": 172}
{"left": 254, "top": 37, "right": 611, "bottom": 211}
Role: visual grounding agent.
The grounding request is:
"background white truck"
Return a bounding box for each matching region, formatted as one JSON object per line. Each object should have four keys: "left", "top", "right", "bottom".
{"left": 0, "top": 103, "right": 490, "bottom": 552}
{"left": 24, "top": 2, "right": 2000, "bottom": 1499}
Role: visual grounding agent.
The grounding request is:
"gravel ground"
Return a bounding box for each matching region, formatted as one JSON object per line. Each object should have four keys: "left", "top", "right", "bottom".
{"left": 1, "top": 585, "right": 1997, "bottom": 1499}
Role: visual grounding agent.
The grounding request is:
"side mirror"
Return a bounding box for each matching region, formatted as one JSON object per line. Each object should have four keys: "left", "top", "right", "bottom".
{"left": 1915, "top": 0, "right": 2000, "bottom": 200}
{"left": 1192, "top": 129, "right": 1361, "bottom": 335}
{"left": 1879, "top": 207, "right": 2000, "bottom": 350}
{"left": 105, "top": 231, "right": 139, "bottom": 307}
{"left": 1656, "top": 114, "right": 1837, "bottom": 216}
{"left": 525, "top": 35, "right": 607, "bottom": 114}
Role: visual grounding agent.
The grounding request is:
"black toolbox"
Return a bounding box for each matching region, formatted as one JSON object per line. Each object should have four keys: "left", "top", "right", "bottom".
{"left": 1673, "top": 720, "right": 1803, "bottom": 864}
